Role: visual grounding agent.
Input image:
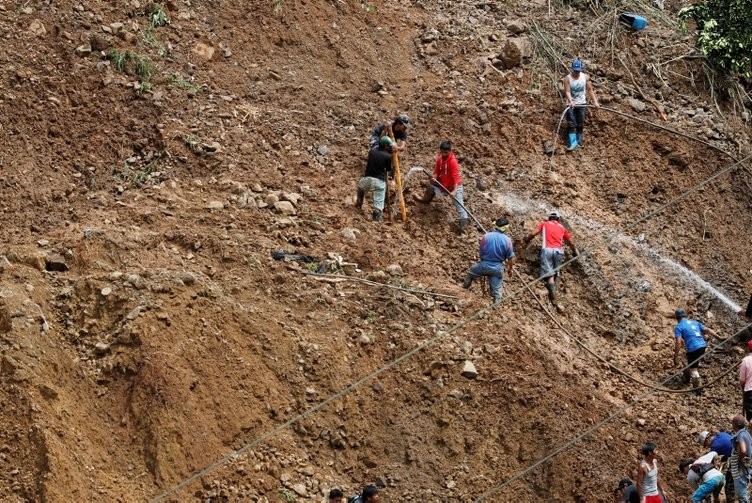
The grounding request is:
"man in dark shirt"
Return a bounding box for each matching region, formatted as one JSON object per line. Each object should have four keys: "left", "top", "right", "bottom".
{"left": 369, "top": 115, "right": 409, "bottom": 152}
{"left": 356, "top": 136, "right": 394, "bottom": 221}
{"left": 614, "top": 478, "right": 638, "bottom": 503}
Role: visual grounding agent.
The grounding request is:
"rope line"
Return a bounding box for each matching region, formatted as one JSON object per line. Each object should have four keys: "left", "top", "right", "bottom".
{"left": 513, "top": 268, "right": 739, "bottom": 393}
{"left": 474, "top": 321, "right": 752, "bottom": 502}
{"left": 150, "top": 151, "right": 752, "bottom": 503}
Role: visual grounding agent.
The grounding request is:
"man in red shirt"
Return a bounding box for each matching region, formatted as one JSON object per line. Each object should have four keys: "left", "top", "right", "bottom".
{"left": 414, "top": 141, "right": 469, "bottom": 234}
{"left": 523, "top": 211, "right": 578, "bottom": 312}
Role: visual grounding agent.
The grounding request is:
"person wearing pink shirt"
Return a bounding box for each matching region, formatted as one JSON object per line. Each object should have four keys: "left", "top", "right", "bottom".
{"left": 740, "top": 339, "right": 752, "bottom": 420}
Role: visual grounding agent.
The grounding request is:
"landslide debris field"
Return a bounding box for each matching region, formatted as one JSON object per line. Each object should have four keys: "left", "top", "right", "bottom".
{"left": 0, "top": 0, "right": 751, "bottom": 501}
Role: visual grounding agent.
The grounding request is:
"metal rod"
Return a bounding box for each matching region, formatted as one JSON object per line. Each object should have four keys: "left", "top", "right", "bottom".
{"left": 419, "top": 169, "right": 487, "bottom": 233}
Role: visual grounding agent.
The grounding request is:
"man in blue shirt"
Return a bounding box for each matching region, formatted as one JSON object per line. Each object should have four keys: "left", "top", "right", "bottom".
{"left": 698, "top": 430, "right": 735, "bottom": 502}
{"left": 674, "top": 308, "right": 719, "bottom": 392}
{"left": 462, "top": 218, "right": 515, "bottom": 304}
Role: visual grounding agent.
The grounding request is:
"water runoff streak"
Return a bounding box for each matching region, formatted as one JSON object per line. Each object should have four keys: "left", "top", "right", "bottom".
{"left": 495, "top": 192, "right": 743, "bottom": 313}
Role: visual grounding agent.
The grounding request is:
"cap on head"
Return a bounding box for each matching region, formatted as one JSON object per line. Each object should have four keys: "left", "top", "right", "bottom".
{"left": 494, "top": 217, "right": 510, "bottom": 232}
{"left": 548, "top": 210, "right": 561, "bottom": 220}
{"left": 697, "top": 430, "right": 709, "bottom": 445}
{"left": 439, "top": 140, "right": 452, "bottom": 151}
{"left": 379, "top": 136, "right": 395, "bottom": 147}
{"left": 571, "top": 59, "right": 584, "bottom": 72}
{"left": 395, "top": 114, "right": 410, "bottom": 127}
{"left": 747, "top": 339, "right": 752, "bottom": 352}
{"left": 675, "top": 308, "right": 687, "bottom": 320}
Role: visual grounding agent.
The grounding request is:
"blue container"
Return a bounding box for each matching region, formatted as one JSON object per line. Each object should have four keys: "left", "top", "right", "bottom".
{"left": 619, "top": 13, "right": 648, "bottom": 31}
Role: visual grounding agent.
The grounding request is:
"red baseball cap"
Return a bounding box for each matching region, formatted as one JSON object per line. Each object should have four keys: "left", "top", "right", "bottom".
{"left": 747, "top": 339, "right": 752, "bottom": 351}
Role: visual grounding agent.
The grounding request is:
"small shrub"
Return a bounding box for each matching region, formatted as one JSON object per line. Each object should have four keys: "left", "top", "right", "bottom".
{"left": 148, "top": 3, "right": 170, "bottom": 28}
{"left": 131, "top": 161, "right": 156, "bottom": 187}
{"left": 167, "top": 74, "right": 201, "bottom": 94}
{"left": 278, "top": 488, "right": 297, "bottom": 503}
{"left": 107, "top": 49, "right": 155, "bottom": 82}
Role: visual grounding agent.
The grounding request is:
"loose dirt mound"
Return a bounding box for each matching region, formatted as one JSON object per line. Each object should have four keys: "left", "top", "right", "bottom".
{"left": 0, "top": 0, "right": 750, "bottom": 501}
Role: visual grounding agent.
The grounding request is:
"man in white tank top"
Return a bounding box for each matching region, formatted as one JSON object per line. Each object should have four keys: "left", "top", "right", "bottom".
{"left": 636, "top": 442, "right": 670, "bottom": 502}
{"left": 562, "top": 58, "right": 599, "bottom": 150}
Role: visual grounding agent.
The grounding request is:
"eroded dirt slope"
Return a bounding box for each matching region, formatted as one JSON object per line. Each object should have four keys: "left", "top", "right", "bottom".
{"left": 0, "top": 0, "right": 751, "bottom": 501}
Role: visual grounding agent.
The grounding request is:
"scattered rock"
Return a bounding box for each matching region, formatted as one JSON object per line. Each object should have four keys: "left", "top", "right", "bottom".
{"left": 273, "top": 201, "right": 296, "bottom": 216}
{"left": 358, "top": 333, "right": 371, "bottom": 345}
{"left": 207, "top": 201, "right": 225, "bottom": 209}
{"left": 74, "top": 44, "right": 92, "bottom": 57}
{"left": 507, "top": 20, "right": 527, "bottom": 34}
{"left": 94, "top": 342, "right": 110, "bottom": 355}
{"left": 341, "top": 228, "right": 358, "bottom": 242}
{"left": 265, "top": 194, "right": 279, "bottom": 206}
{"left": 499, "top": 38, "right": 530, "bottom": 69}
{"left": 317, "top": 145, "right": 330, "bottom": 156}
{"left": 290, "top": 484, "right": 307, "bottom": 497}
{"left": 636, "top": 418, "right": 646, "bottom": 427}
{"left": 386, "top": 264, "right": 404, "bottom": 276}
{"left": 448, "top": 389, "right": 465, "bottom": 400}
{"left": 192, "top": 42, "right": 215, "bottom": 61}
{"left": 28, "top": 19, "right": 46, "bottom": 37}
{"left": 475, "top": 178, "right": 488, "bottom": 191}
{"left": 101, "top": 287, "right": 112, "bottom": 297}
{"left": 628, "top": 98, "right": 647, "bottom": 113}
{"left": 37, "top": 240, "right": 49, "bottom": 247}
{"left": 281, "top": 192, "right": 302, "bottom": 206}
{"left": 461, "top": 360, "right": 478, "bottom": 379}
{"left": 0, "top": 256, "right": 10, "bottom": 273}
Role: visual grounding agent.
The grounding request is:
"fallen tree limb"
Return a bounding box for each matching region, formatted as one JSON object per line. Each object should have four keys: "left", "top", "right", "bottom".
{"left": 301, "top": 271, "right": 460, "bottom": 299}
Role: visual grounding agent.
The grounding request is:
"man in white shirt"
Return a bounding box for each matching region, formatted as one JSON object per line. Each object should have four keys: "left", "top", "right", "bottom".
{"left": 679, "top": 451, "right": 725, "bottom": 503}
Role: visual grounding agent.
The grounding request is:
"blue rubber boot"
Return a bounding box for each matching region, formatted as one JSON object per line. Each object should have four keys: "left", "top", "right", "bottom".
{"left": 566, "top": 132, "right": 579, "bottom": 151}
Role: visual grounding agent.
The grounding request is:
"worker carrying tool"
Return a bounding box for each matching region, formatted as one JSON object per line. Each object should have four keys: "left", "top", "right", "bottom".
{"left": 369, "top": 115, "right": 409, "bottom": 152}
{"left": 413, "top": 140, "right": 469, "bottom": 235}
{"left": 462, "top": 217, "right": 515, "bottom": 304}
{"left": 562, "top": 58, "right": 599, "bottom": 151}
{"left": 355, "top": 136, "right": 395, "bottom": 222}
{"left": 523, "top": 210, "right": 578, "bottom": 313}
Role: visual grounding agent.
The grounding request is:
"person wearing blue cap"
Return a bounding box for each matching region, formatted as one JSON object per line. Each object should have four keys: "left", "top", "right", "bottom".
{"left": 673, "top": 308, "right": 720, "bottom": 393}
{"left": 562, "top": 59, "right": 599, "bottom": 151}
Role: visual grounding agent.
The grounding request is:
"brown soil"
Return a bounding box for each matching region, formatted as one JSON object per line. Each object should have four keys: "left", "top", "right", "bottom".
{"left": 0, "top": 0, "right": 751, "bottom": 501}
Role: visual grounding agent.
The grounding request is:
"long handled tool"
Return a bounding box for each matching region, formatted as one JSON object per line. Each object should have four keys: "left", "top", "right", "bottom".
{"left": 388, "top": 131, "right": 408, "bottom": 222}
{"left": 419, "top": 169, "right": 486, "bottom": 232}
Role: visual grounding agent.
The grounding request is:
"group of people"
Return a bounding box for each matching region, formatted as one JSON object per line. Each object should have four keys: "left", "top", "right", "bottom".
{"left": 612, "top": 304, "right": 752, "bottom": 502}
{"left": 356, "top": 117, "right": 581, "bottom": 308}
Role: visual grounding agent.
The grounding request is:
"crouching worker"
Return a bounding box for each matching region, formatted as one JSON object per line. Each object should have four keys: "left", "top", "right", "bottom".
{"left": 413, "top": 141, "right": 469, "bottom": 234}
{"left": 356, "top": 136, "right": 394, "bottom": 222}
{"left": 679, "top": 452, "right": 725, "bottom": 503}
{"left": 463, "top": 218, "right": 515, "bottom": 304}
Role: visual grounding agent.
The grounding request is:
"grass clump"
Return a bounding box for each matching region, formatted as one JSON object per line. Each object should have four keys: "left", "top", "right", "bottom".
{"left": 107, "top": 49, "right": 155, "bottom": 82}
{"left": 166, "top": 74, "right": 201, "bottom": 94}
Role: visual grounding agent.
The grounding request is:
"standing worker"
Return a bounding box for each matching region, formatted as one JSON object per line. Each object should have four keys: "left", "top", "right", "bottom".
{"left": 673, "top": 308, "right": 720, "bottom": 392}
{"left": 369, "top": 115, "right": 409, "bottom": 152}
{"left": 462, "top": 218, "right": 515, "bottom": 304}
{"left": 413, "top": 141, "right": 469, "bottom": 234}
{"left": 355, "top": 136, "right": 394, "bottom": 222}
{"left": 730, "top": 415, "right": 752, "bottom": 503}
{"left": 740, "top": 340, "right": 752, "bottom": 420}
{"left": 523, "top": 210, "right": 578, "bottom": 313}
{"left": 562, "top": 58, "right": 599, "bottom": 150}
{"left": 636, "top": 442, "right": 669, "bottom": 503}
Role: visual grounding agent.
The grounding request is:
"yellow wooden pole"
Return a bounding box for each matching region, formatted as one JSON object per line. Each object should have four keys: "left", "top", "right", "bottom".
{"left": 388, "top": 131, "right": 407, "bottom": 222}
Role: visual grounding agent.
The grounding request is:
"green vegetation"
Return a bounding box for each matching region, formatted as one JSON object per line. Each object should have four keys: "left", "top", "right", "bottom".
{"left": 148, "top": 3, "right": 170, "bottom": 28}
{"left": 107, "top": 49, "right": 155, "bottom": 82}
{"left": 679, "top": 0, "right": 752, "bottom": 79}
{"left": 166, "top": 74, "right": 201, "bottom": 94}
{"left": 183, "top": 134, "right": 201, "bottom": 153}
{"left": 278, "top": 488, "right": 297, "bottom": 502}
{"left": 272, "top": 0, "right": 286, "bottom": 13}
{"left": 131, "top": 161, "right": 156, "bottom": 187}
{"left": 361, "top": 0, "right": 377, "bottom": 13}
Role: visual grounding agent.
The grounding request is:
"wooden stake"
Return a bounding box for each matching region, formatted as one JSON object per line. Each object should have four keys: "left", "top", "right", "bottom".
{"left": 388, "top": 130, "right": 408, "bottom": 222}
